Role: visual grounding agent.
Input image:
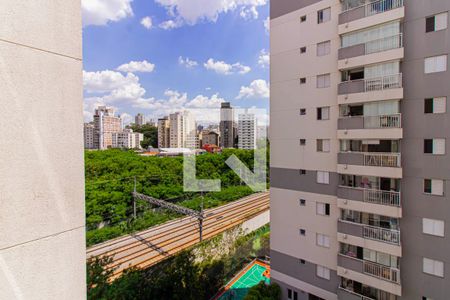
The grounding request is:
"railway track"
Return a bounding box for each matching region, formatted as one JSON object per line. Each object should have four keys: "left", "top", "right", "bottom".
{"left": 87, "top": 192, "right": 270, "bottom": 279}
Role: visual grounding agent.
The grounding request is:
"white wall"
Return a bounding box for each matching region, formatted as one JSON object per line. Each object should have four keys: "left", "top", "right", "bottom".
{"left": 0, "top": 1, "right": 86, "bottom": 299}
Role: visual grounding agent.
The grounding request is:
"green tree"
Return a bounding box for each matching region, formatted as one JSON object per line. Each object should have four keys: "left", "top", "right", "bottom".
{"left": 244, "top": 282, "right": 281, "bottom": 300}
{"left": 129, "top": 124, "right": 158, "bottom": 149}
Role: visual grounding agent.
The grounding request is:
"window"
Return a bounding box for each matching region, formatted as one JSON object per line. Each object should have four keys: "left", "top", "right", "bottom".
{"left": 423, "top": 258, "right": 444, "bottom": 277}
{"left": 425, "top": 55, "right": 447, "bottom": 74}
{"left": 317, "top": 233, "right": 330, "bottom": 248}
{"left": 316, "top": 265, "right": 331, "bottom": 280}
{"left": 317, "top": 73, "right": 331, "bottom": 88}
{"left": 426, "top": 12, "right": 448, "bottom": 32}
{"left": 317, "top": 8, "right": 331, "bottom": 24}
{"left": 425, "top": 97, "right": 446, "bottom": 113}
{"left": 424, "top": 179, "right": 444, "bottom": 195}
{"left": 317, "top": 139, "right": 330, "bottom": 152}
{"left": 300, "top": 46, "right": 306, "bottom": 53}
{"left": 316, "top": 202, "right": 330, "bottom": 216}
{"left": 317, "top": 171, "right": 330, "bottom": 184}
{"left": 288, "top": 289, "right": 292, "bottom": 299}
{"left": 424, "top": 139, "right": 446, "bottom": 154}
{"left": 299, "top": 199, "right": 306, "bottom": 206}
{"left": 300, "top": 139, "right": 306, "bottom": 146}
{"left": 317, "top": 41, "right": 331, "bottom": 56}
{"left": 423, "top": 297, "right": 434, "bottom": 300}
{"left": 423, "top": 218, "right": 445, "bottom": 237}
{"left": 317, "top": 107, "right": 330, "bottom": 120}
{"left": 300, "top": 259, "right": 306, "bottom": 264}
{"left": 300, "top": 108, "right": 306, "bottom": 115}
{"left": 300, "top": 77, "right": 306, "bottom": 84}
{"left": 300, "top": 229, "right": 306, "bottom": 236}
{"left": 294, "top": 292, "right": 298, "bottom": 300}
{"left": 299, "top": 169, "right": 306, "bottom": 175}
{"left": 300, "top": 15, "right": 306, "bottom": 22}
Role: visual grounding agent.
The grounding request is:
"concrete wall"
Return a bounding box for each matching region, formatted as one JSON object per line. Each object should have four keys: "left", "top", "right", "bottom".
{"left": 0, "top": 2, "right": 86, "bottom": 299}
{"left": 401, "top": 0, "right": 450, "bottom": 298}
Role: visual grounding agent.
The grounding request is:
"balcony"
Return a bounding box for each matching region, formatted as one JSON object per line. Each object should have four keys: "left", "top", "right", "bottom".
{"left": 339, "top": 0, "right": 404, "bottom": 25}
{"left": 338, "top": 254, "right": 400, "bottom": 284}
{"left": 338, "top": 220, "right": 400, "bottom": 245}
{"left": 339, "top": 152, "right": 401, "bottom": 167}
{"left": 339, "top": 34, "right": 403, "bottom": 60}
{"left": 338, "top": 186, "right": 401, "bottom": 207}
{"left": 338, "top": 114, "right": 401, "bottom": 130}
{"left": 338, "top": 74, "right": 402, "bottom": 95}
{"left": 338, "top": 287, "right": 375, "bottom": 300}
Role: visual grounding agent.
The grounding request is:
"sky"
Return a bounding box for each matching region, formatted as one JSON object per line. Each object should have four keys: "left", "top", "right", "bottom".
{"left": 82, "top": 0, "right": 270, "bottom": 125}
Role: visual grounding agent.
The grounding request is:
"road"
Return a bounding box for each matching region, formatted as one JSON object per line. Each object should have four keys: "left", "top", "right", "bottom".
{"left": 86, "top": 192, "right": 270, "bottom": 279}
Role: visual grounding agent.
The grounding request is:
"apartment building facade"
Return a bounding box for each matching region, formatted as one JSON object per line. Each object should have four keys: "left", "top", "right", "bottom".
{"left": 270, "top": 0, "right": 450, "bottom": 299}
{"left": 135, "top": 113, "right": 146, "bottom": 126}
{"left": 158, "top": 117, "right": 170, "bottom": 148}
{"left": 238, "top": 113, "right": 257, "bottom": 150}
{"left": 93, "top": 106, "right": 122, "bottom": 149}
{"left": 111, "top": 129, "right": 144, "bottom": 149}
{"left": 84, "top": 122, "right": 95, "bottom": 149}
{"left": 169, "top": 111, "right": 197, "bottom": 149}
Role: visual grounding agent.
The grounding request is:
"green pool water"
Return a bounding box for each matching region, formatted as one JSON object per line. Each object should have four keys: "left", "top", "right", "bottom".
{"left": 218, "top": 263, "right": 270, "bottom": 300}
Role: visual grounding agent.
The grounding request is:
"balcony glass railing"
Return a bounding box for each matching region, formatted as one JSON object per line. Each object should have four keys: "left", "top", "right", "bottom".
{"left": 363, "top": 152, "right": 401, "bottom": 167}
{"left": 341, "top": 0, "right": 404, "bottom": 16}
{"left": 363, "top": 224, "right": 400, "bottom": 245}
{"left": 363, "top": 260, "right": 400, "bottom": 283}
{"left": 366, "top": 0, "right": 404, "bottom": 17}
{"left": 365, "top": 73, "right": 402, "bottom": 91}
{"left": 363, "top": 113, "right": 401, "bottom": 128}
{"left": 364, "top": 188, "right": 401, "bottom": 206}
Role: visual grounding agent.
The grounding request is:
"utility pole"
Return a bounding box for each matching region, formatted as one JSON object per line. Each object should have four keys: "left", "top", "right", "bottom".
{"left": 199, "top": 191, "right": 204, "bottom": 242}
{"left": 133, "top": 176, "right": 137, "bottom": 219}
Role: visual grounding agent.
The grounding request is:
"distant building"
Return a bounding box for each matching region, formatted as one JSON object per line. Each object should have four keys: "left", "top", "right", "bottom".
{"left": 169, "top": 111, "right": 197, "bottom": 149}
{"left": 93, "top": 106, "right": 122, "bottom": 149}
{"left": 238, "top": 113, "right": 256, "bottom": 150}
{"left": 157, "top": 117, "right": 170, "bottom": 148}
{"left": 111, "top": 129, "right": 143, "bottom": 149}
{"left": 135, "top": 113, "right": 146, "bottom": 126}
{"left": 83, "top": 122, "right": 95, "bottom": 149}
{"left": 220, "top": 102, "right": 236, "bottom": 148}
{"left": 201, "top": 131, "right": 220, "bottom": 147}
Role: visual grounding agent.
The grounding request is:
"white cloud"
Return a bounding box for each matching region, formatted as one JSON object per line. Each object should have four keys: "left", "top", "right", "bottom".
{"left": 236, "top": 79, "right": 269, "bottom": 99}
{"left": 120, "top": 113, "right": 133, "bottom": 125}
{"left": 178, "top": 56, "right": 199, "bottom": 68}
{"left": 263, "top": 16, "right": 269, "bottom": 34}
{"left": 82, "top": 0, "right": 133, "bottom": 27}
{"left": 258, "top": 49, "right": 269, "bottom": 68}
{"left": 155, "top": 0, "right": 267, "bottom": 28}
{"left": 117, "top": 60, "right": 155, "bottom": 73}
{"left": 186, "top": 94, "right": 225, "bottom": 108}
{"left": 159, "top": 19, "right": 182, "bottom": 30}
{"left": 140, "top": 16, "right": 153, "bottom": 29}
{"left": 84, "top": 69, "right": 227, "bottom": 121}
{"left": 83, "top": 70, "right": 140, "bottom": 93}
{"left": 204, "top": 58, "right": 251, "bottom": 75}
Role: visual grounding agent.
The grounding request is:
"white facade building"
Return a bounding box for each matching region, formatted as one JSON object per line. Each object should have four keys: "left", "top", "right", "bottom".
{"left": 111, "top": 129, "right": 144, "bottom": 149}
{"left": 169, "top": 111, "right": 197, "bottom": 149}
{"left": 238, "top": 113, "right": 257, "bottom": 150}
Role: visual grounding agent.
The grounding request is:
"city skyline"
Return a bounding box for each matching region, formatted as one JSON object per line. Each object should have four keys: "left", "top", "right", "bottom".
{"left": 82, "top": 0, "right": 270, "bottom": 125}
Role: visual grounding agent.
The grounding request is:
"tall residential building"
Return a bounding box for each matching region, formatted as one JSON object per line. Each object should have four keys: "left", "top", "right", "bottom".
{"left": 220, "top": 102, "right": 236, "bottom": 148}
{"left": 135, "top": 113, "right": 146, "bottom": 126}
{"left": 271, "top": 1, "right": 450, "bottom": 299}
{"left": 1, "top": 1, "right": 86, "bottom": 298}
{"left": 238, "top": 113, "right": 257, "bottom": 150}
{"left": 93, "top": 106, "right": 122, "bottom": 149}
{"left": 169, "top": 111, "right": 197, "bottom": 149}
{"left": 112, "top": 129, "right": 144, "bottom": 149}
{"left": 158, "top": 117, "right": 170, "bottom": 148}
{"left": 84, "top": 122, "right": 95, "bottom": 149}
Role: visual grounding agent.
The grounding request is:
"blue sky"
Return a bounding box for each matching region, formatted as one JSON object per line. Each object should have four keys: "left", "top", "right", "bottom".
{"left": 82, "top": 0, "right": 269, "bottom": 124}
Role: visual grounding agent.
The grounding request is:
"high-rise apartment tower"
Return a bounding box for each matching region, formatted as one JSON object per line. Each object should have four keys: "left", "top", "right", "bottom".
{"left": 220, "top": 102, "right": 236, "bottom": 148}
{"left": 270, "top": 0, "right": 450, "bottom": 299}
